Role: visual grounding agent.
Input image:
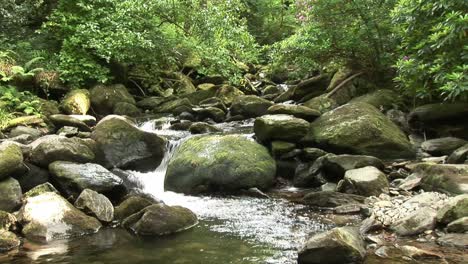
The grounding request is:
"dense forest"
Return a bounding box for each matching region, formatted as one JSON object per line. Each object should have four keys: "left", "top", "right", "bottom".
{"left": 0, "top": 1, "right": 467, "bottom": 264}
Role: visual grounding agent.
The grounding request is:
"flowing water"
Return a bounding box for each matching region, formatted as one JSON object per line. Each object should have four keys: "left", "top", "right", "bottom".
{"left": 2, "top": 116, "right": 333, "bottom": 264}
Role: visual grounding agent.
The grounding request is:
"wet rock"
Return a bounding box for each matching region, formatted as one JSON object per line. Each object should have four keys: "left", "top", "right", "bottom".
{"left": 60, "top": 89, "right": 90, "bottom": 115}
{"left": 0, "top": 142, "right": 24, "bottom": 181}
{"left": 360, "top": 216, "right": 383, "bottom": 235}
{"left": 437, "top": 233, "right": 468, "bottom": 248}
{"left": 193, "top": 107, "right": 225, "bottom": 123}
{"left": 320, "top": 182, "right": 337, "bottom": 192}
{"left": 122, "top": 204, "right": 198, "bottom": 236}
{"left": 448, "top": 144, "right": 468, "bottom": 164}
{"left": 188, "top": 122, "right": 222, "bottom": 134}
{"left": 49, "top": 114, "right": 91, "bottom": 132}
{"left": 30, "top": 135, "right": 95, "bottom": 167}
{"left": 156, "top": 98, "right": 194, "bottom": 115}
{"left": 414, "top": 163, "right": 468, "bottom": 194}
{"left": 136, "top": 97, "right": 168, "bottom": 110}
{"left": 0, "top": 230, "right": 20, "bottom": 252}
{"left": 165, "top": 135, "right": 276, "bottom": 194}
{"left": 302, "top": 191, "right": 365, "bottom": 208}
{"left": 298, "top": 226, "right": 366, "bottom": 264}
{"left": 215, "top": 85, "right": 244, "bottom": 105}
{"left": 319, "top": 154, "right": 384, "bottom": 182}
{"left": 90, "top": 84, "right": 136, "bottom": 115}
{"left": 0, "top": 178, "right": 22, "bottom": 212}
{"left": 399, "top": 245, "right": 443, "bottom": 260}
{"left": 114, "top": 196, "right": 154, "bottom": 222}
{"left": 391, "top": 208, "right": 437, "bottom": 236}
{"left": 337, "top": 166, "right": 389, "bottom": 197}
{"left": 266, "top": 104, "right": 321, "bottom": 121}
{"left": 230, "top": 95, "right": 273, "bottom": 118}
{"left": 447, "top": 217, "right": 468, "bottom": 233}
{"left": 294, "top": 159, "right": 327, "bottom": 188}
{"left": 421, "top": 137, "right": 467, "bottom": 156}
{"left": 113, "top": 102, "right": 142, "bottom": 117}
{"left": 12, "top": 162, "right": 49, "bottom": 192}
{"left": 199, "top": 97, "right": 228, "bottom": 112}
{"left": 436, "top": 194, "right": 468, "bottom": 224}
{"left": 254, "top": 114, "right": 309, "bottom": 143}
{"left": 0, "top": 211, "right": 17, "bottom": 230}
{"left": 349, "top": 89, "right": 402, "bottom": 110}
{"left": 17, "top": 192, "right": 102, "bottom": 242}
{"left": 49, "top": 161, "right": 125, "bottom": 200}
{"left": 91, "top": 116, "right": 166, "bottom": 171}
{"left": 9, "top": 126, "right": 42, "bottom": 140}
{"left": 74, "top": 189, "right": 114, "bottom": 222}
{"left": 303, "top": 94, "right": 338, "bottom": 114}
{"left": 305, "top": 103, "right": 414, "bottom": 159}
{"left": 300, "top": 148, "right": 328, "bottom": 162}
{"left": 178, "top": 111, "right": 196, "bottom": 121}
{"left": 23, "top": 182, "right": 59, "bottom": 198}
{"left": 292, "top": 75, "right": 329, "bottom": 101}
{"left": 271, "top": 141, "right": 296, "bottom": 157}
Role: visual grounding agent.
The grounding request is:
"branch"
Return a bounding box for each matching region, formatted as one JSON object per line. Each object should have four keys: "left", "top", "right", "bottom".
{"left": 326, "top": 72, "right": 364, "bottom": 98}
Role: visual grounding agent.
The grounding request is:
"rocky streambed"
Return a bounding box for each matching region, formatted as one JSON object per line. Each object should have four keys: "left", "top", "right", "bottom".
{"left": 0, "top": 71, "right": 468, "bottom": 263}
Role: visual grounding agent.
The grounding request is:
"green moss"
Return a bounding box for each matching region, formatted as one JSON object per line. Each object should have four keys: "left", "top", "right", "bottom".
{"left": 61, "top": 89, "right": 90, "bottom": 115}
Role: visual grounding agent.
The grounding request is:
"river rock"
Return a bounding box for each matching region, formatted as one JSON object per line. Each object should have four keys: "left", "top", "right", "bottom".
{"left": 49, "top": 114, "right": 91, "bottom": 132}
{"left": 437, "top": 233, "right": 468, "bottom": 248}
{"left": 0, "top": 178, "right": 22, "bottom": 212}
{"left": 154, "top": 98, "right": 194, "bottom": 115}
{"left": 414, "top": 163, "right": 468, "bottom": 194}
{"left": 60, "top": 89, "right": 90, "bottom": 115}
{"left": 254, "top": 114, "right": 309, "bottom": 143}
{"left": 29, "top": 135, "right": 95, "bottom": 167}
{"left": 188, "top": 122, "right": 222, "bottom": 134}
{"left": 448, "top": 144, "right": 468, "bottom": 164}
{"left": 23, "top": 182, "right": 59, "bottom": 198}
{"left": 113, "top": 102, "right": 142, "bottom": 117}
{"left": 320, "top": 154, "right": 384, "bottom": 181}
{"left": 114, "top": 196, "right": 154, "bottom": 222}
{"left": 136, "top": 97, "right": 168, "bottom": 110}
{"left": 0, "top": 230, "right": 20, "bottom": 252}
{"left": 17, "top": 192, "right": 102, "bottom": 242}
{"left": 421, "top": 137, "right": 467, "bottom": 156}
{"left": 193, "top": 107, "right": 225, "bottom": 123}
{"left": 337, "top": 166, "right": 389, "bottom": 197}
{"left": 303, "top": 94, "right": 338, "bottom": 114}
{"left": 12, "top": 162, "right": 49, "bottom": 192}
{"left": 305, "top": 103, "right": 414, "bottom": 159}
{"left": 302, "top": 191, "right": 366, "bottom": 208}
{"left": 122, "top": 204, "right": 198, "bottom": 236}
{"left": 266, "top": 104, "right": 321, "bottom": 121}
{"left": 90, "top": 84, "right": 136, "bottom": 115}
{"left": 391, "top": 208, "right": 437, "bottom": 236}
{"left": 74, "top": 189, "right": 114, "bottom": 222}
{"left": 298, "top": 226, "right": 366, "bottom": 264}
{"left": 271, "top": 141, "right": 296, "bottom": 157}
{"left": 0, "top": 142, "right": 23, "bottom": 181}
{"left": 436, "top": 194, "right": 468, "bottom": 224}
{"left": 215, "top": 85, "right": 244, "bottom": 105}
{"left": 292, "top": 75, "right": 328, "bottom": 101}
{"left": 68, "top": 115, "right": 96, "bottom": 126}
{"left": 199, "top": 97, "right": 228, "bottom": 112}
{"left": 300, "top": 148, "right": 328, "bottom": 162}
{"left": 91, "top": 116, "right": 166, "bottom": 171}
{"left": 49, "top": 161, "right": 125, "bottom": 200}
{"left": 0, "top": 211, "right": 17, "bottom": 230}
{"left": 447, "top": 217, "right": 468, "bottom": 233}
{"left": 349, "top": 89, "right": 402, "bottom": 110}
{"left": 165, "top": 135, "right": 276, "bottom": 194}
{"left": 230, "top": 95, "right": 273, "bottom": 118}
{"left": 9, "top": 126, "right": 42, "bottom": 140}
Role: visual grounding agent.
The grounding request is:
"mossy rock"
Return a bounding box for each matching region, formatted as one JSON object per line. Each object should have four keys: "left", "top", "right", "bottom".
{"left": 154, "top": 98, "right": 194, "bottom": 115}
{"left": 436, "top": 195, "right": 468, "bottom": 224}
{"left": 254, "top": 114, "right": 309, "bottom": 143}
{"left": 230, "top": 95, "right": 273, "bottom": 118}
{"left": 303, "top": 94, "right": 338, "bottom": 114}
{"left": 414, "top": 163, "right": 468, "bottom": 194}
{"left": 60, "top": 89, "right": 90, "bottom": 115}
{"left": 39, "top": 99, "right": 61, "bottom": 117}
{"left": 305, "top": 103, "right": 414, "bottom": 159}
{"left": 215, "top": 85, "right": 244, "bottom": 106}
{"left": 267, "top": 104, "right": 321, "bottom": 121}
{"left": 24, "top": 182, "right": 59, "bottom": 199}
{"left": 271, "top": 141, "right": 296, "bottom": 157}
{"left": 0, "top": 210, "right": 17, "bottom": 231}
{"left": 0, "top": 178, "right": 23, "bottom": 213}
{"left": 0, "top": 230, "right": 20, "bottom": 252}
{"left": 114, "top": 196, "right": 154, "bottom": 222}
{"left": 113, "top": 102, "right": 142, "bottom": 117}
{"left": 0, "top": 142, "right": 23, "bottom": 181}
{"left": 349, "top": 89, "right": 402, "bottom": 110}
{"left": 165, "top": 134, "right": 276, "bottom": 194}
{"left": 90, "top": 84, "right": 136, "bottom": 115}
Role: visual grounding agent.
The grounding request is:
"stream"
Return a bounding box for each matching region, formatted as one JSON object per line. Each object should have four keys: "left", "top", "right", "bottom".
{"left": 2, "top": 116, "right": 334, "bottom": 264}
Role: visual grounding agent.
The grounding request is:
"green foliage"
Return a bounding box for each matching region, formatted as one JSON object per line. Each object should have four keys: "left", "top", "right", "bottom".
{"left": 392, "top": 0, "right": 468, "bottom": 100}
{"left": 0, "top": 85, "right": 43, "bottom": 116}
{"left": 0, "top": 50, "right": 44, "bottom": 83}
{"left": 268, "top": 0, "right": 397, "bottom": 79}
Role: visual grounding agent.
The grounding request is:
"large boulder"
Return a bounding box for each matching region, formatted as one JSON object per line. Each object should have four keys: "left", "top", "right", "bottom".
{"left": 266, "top": 104, "right": 321, "bottom": 121}
{"left": 292, "top": 75, "right": 329, "bottom": 101}
{"left": 49, "top": 161, "right": 125, "bottom": 200}
{"left": 91, "top": 116, "right": 166, "bottom": 171}
{"left": 17, "top": 192, "right": 102, "bottom": 242}
{"left": 122, "top": 204, "right": 198, "bottom": 236}
{"left": 298, "top": 226, "right": 366, "bottom": 264}
{"left": 337, "top": 166, "right": 389, "bottom": 197}
{"left": 254, "top": 114, "right": 309, "bottom": 143}
{"left": 305, "top": 103, "right": 414, "bottom": 159}
{"left": 230, "top": 95, "right": 273, "bottom": 118}
{"left": 90, "top": 84, "right": 136, "bottom": 115}
{"left": 436, "top": 195, "right": 468, "bottom": 225}
{"left": 421, "top": 137, "right": 467, "bottom": 156}
{"left": 29, "top": 135, "right": 95, "bottom": 167}
{"left": 60, "top": 89, "right": 90, "bottom": 115}
{"left": 114, "top": 196, "right": 154, "bottom": 222}
{"left": 303, "top": 94, "right": 338, "bottom": 114}
{"left": 112, "top": 102, "right": 142, "bottom": 117}
{"left": 0, "top": 142, "right": 23, "bottom": 181}
{"left": 74, "top": 189, "right": 114, "bottom": 222}
{"left": 413, "top": 163, "right": 468, "bottom": 194}
{"left": 215, "top": 85, "right": 244, "bottom": 105}
{"left": 165, "top": 135, "right": 276, "bottom": 194}
{"left": 0, "top": 178, "right": 22, "bottom": 212}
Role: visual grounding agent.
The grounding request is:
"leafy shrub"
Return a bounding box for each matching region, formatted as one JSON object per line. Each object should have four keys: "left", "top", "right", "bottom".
{"left": 0, "top": 85, "right": 42, "bottom": 116}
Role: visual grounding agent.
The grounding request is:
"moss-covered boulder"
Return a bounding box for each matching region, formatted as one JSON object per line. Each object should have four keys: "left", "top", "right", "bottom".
{"left": 154, "top": 98, "right": 194, "bottom": 115}
{"left": 165, "top": 135, "right": 276, "bottom": 194}
{"left": 91, "top": 116, "right": 166, "bottom": 171}
{"left": 188, "top": 122, "right": 222, "bottom": 134}
{"left": 266, "top": 104, "right": 321, "bottom": 121}
{"left": 305, "top": 103, "right": 414, "bottom": 159}
{"left": 30, "top": 135, "right": 95, "bottom": 167}
{"left": 392, "top": 208, "right": 438, "bottom": 236}
{"left": 421, "top": 137, "right": 467, "bottom": 156}
{"left": 113, "top": 102, "right": 142, "bottom": 117}
{"left": 0, "top": 230, "right": 20, "bottom": 252}
{"left": 122, "top": 204, "right": 197, "bottom": 236}
{"left": 230, "top": 95, "right": 273, "bottom": 118}
{"left": 215, "top": 85, "right": 244, "bottom": 105}
{"left": 114, "top": 196, "right": 154, "bottom": 222}
{"left": 0, "top": 142, "right": 23, "bottom": 181}
{"left": 60, "top": 89, "right": 90, "bottom": 115}
{"left": 254, "top": 114, "right": 309, "bottom": 143}
{"left": 74, "top": 189, "right": 114, "bottom": 222}
{"left": 23, "top": 182, "right": 59, "bottom": 199}
{"left": 49, "top": 161, "right": 125, "bottom": 200}
{"left": 303, "top": 94, "right": 338, "bottom": 114}
{"left": 337, "top": 166, "right": 389, "bottom": 197}
{"left": 292, "top": 75, "right": 329, "bottom": 101}
{"left": 90, "top": 84, "right": 136, "bottom": 115}
{"left": 413, "top": 163, "right": 468, "bottom": 194}
{"left": 0, "top": 178, "right": 22, "bottom": 212}
{"left": 349, "top": 89, "right": 402, "bottom": 110}
{"left": 436, "top": 195, "right": 468, "bottom": 224}
{"left": 298, "top": 226, "right": 366, "bottom": 264}
{"left": 136, "top": 96, "right": 169, "bottom": 110}
{"left": 49, "top": 114, "right": 91, "bottom": 132}
{"left": 271, "top": 141, "right": 296, "bottom": 157}
{"left": 0, "top": 210, "right": 17, "bottom": 230}
{"left": 17, "top": 192, "right": 102, "bottom": 242}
